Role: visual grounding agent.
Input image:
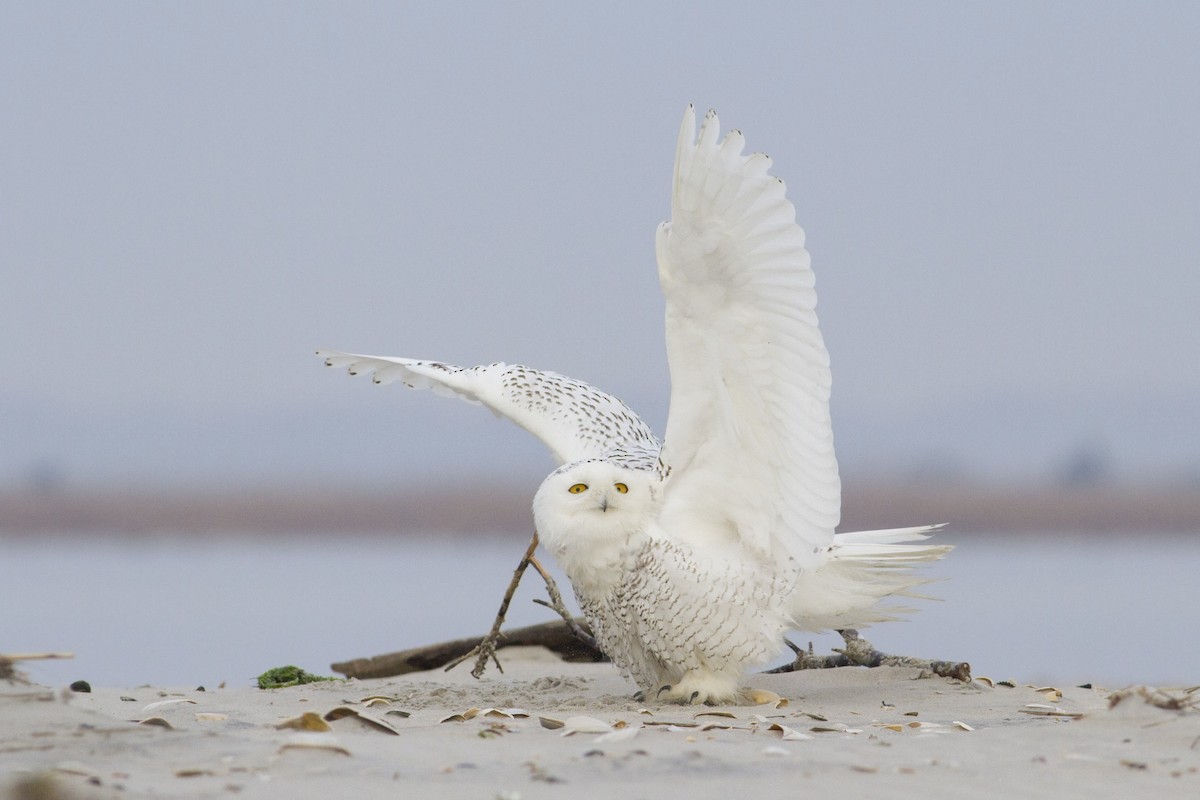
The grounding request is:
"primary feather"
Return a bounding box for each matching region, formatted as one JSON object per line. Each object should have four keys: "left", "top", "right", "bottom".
{"left": 319, "top": 105, "right": 950, "bottom": 704}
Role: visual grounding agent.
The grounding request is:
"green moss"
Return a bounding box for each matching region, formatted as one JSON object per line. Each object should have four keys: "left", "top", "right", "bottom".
{"left": 256, "top": 665, "right": 335, "bottom": 689}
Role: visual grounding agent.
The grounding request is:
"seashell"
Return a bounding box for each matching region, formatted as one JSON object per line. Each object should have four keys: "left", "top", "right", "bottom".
{"left": 277, "top": 733, "right": 350, "bottom": 756}
{"left": 52, "top": 761, "right": 97, "bottom": 777}
{"left": 747, "top": 689, "right": 781, "bottom": 706}
{"left": 194, "top": 713, "right": 227, "bottom": 722}
{"left": 594, "top": 726, "right": 640, "bottom": 743}
{"left": 138, "top": 717, "right": 173, "bottom": 729}
{"left": 324, "top": 706, "right": 401, "bottom": 735}
{"left": 953, "top": 721, "right": 974, "bottom": 731}
{"left": 767, "top": 722, "right": 812, "bottom": 741}
{"left": 1018, "top": 704, "right": 1083, "bottom": 718}
{"left": 142, "top": 698, "right": 198, "bottom": 713}
{"left": 538, "top": 716, "right": 564, "bottom": 730}
{"left": 560, "top": 716, "right": 613, "bottom": 735}
{"left": 695, "top": 711, "right": 737, "bottom": 719}
{"left": 275, "top": 712, "right": 331, "bottom": 732}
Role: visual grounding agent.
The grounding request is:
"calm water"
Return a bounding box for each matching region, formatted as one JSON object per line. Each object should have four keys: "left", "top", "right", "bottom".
{"left": 2, "top": 531, "right": 1197, "bottom": 689}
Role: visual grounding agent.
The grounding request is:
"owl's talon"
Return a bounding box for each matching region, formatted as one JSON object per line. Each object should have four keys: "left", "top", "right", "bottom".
{"left": 656, "top": 684, "right": 673, "bottom": 698}
{"left": 632, "top": 690, "right": 645, "bottom": 702}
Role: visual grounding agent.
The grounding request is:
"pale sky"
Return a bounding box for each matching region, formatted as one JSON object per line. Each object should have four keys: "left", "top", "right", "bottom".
{"left": 3, "top": 2, "right": 1199, "bottom": 489}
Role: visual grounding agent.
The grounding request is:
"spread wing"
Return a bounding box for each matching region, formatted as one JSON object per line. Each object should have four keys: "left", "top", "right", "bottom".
{"left": 654, "top": 106, "right": 839, "bottom": 570}
{"left": 317, "top": 351, "right": 659, "bottom": 465}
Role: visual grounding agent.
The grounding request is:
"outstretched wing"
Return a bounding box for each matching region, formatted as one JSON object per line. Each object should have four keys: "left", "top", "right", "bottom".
{"left": 317, "top": 350, "right": 659, "bottom": 465}
{"left": 655, "top": 106, "right": 839, "bottom": 570}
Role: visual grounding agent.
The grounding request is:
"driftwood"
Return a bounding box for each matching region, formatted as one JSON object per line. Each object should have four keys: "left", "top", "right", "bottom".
{"left": 768, "top": 630, "right": 972, "bottom": 682}
{"left": 334, "top": 623, "right": 970, "bottom": 682}
{"left": 332, "top": 619, "right": 606, "bottom": 679}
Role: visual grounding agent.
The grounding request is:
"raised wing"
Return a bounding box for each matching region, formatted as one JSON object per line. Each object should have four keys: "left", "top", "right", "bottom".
{"left": 654, "top": 106, "right": 839, "bottom": 570}
{"left": 317, "top": 350, "right": 659, "bottom": 466}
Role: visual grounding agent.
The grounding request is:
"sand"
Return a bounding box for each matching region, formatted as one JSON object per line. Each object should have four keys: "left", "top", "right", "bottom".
{"left": 3, "top": 647, "right": 1198, "bottom": 799}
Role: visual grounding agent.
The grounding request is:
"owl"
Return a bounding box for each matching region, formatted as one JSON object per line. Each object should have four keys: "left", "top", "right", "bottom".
{"left": 320, "top": 106, "right": 949, "bottom": 704}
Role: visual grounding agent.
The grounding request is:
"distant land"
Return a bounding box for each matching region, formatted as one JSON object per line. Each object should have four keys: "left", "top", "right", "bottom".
{"left": 3, "top": 482, "right": 1198, "bottom": 537}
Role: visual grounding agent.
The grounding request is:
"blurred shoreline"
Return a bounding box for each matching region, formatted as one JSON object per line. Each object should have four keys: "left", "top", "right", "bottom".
{"left": 3, "top": 482, "right": 1198, "bottom": 537}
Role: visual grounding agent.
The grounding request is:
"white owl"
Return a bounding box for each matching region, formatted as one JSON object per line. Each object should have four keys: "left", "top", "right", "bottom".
{"left": 319, "top": 106, "right": 950, "bottom": 704}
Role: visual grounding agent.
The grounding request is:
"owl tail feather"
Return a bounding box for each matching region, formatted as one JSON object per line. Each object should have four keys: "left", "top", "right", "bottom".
{"left": 787, "top": 524, "right": 952, "bottom": 632}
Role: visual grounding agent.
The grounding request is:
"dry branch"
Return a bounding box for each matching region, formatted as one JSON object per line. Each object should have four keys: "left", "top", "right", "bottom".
{"left": 767, "top": 630, "right": 971, "bottom": 682}
{"left": 331, "top": 619, "right": 605, "bottom": 679}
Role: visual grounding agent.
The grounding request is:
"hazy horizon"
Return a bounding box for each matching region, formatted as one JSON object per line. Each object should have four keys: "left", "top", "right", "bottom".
{"left": 4, "top": 3, "right": 1198, "bottom": 493}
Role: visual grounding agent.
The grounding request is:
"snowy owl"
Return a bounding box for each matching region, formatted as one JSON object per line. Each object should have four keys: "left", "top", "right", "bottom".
{"left": 319, "top": 106, "right": 950, "bottom": 704}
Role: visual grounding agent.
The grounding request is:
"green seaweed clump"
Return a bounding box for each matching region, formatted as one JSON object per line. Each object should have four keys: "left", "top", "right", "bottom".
{"left": 256, "top": 665, "right": 335, "bottom": 689}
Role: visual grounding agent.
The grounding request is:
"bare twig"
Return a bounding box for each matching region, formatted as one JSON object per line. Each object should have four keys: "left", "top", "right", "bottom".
{"left": 1, "top": 652, "right": 75, "bottom": 682}
{"left": 443, "top": 531, "right": 541, "bottom": 678}
{"left": 528, "top": 555, "right": 599, "bottom": 651}
{"left": 766, "top": 630, "right": 971, "bottom": 682}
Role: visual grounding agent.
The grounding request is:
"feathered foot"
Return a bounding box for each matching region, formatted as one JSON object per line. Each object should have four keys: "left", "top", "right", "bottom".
{"left": 651, "top": 669, "right": 741, "bottom": 705}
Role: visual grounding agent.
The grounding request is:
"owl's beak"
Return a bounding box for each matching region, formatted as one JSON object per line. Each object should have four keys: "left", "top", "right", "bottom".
{"left": 598, "top": 493, "right": 610, "bottom": 512}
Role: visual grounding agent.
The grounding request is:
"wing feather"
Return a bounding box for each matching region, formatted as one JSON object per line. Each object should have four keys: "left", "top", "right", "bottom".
{"left": 317, "top": 350, "right": 658, "bottom": 465}
{"left": 655, "top": 106, "right": 839, "bottom": 569}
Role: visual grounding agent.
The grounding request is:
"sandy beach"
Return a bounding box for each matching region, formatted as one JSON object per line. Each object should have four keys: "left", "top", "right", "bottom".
{"left": 3, "top": 647, "right": 1198, "bottom": 799}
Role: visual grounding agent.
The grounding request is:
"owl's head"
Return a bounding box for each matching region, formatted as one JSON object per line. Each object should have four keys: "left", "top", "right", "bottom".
{"left": 533, "top": 459, "right": 659, "bottom": 575}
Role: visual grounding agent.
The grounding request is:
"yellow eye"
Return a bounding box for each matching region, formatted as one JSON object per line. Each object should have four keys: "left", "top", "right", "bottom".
{"left": 614, "top": 483, "right": 628, "bottom": 494}
{"left": 568, "top": 483, "right": 588, "bottom": 494}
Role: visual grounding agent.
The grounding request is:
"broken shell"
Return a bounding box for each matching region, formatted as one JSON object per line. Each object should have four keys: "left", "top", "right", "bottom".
{"left": 1019, "top": 704, "right": 1083, "bottom": 718}
{"left": 695, "top": 711, "right": 737, "bottom": 719}
{"left": 275, "top": 712, "right": 331, "bottom": 732}
{"left": 594, "top": 726, "right": 640, "bottom": 743}
{"left": 194, "top": 713, "right": 227, "bottom": 722}
{"left": 953, "top": 721, "right": 974, "bottom": 731}
{"left": 767, "top": 723, "right": 812, "bottom": 741}
{"left": 560, "top": 716, "right": 613, "bottom": 735}
{"left": 747, "top": 689, "right": 781, "bottom": 706}
{"left": 277, "top": 733, "right": 350, "bottom": 756}
{"left": 142, "top": 698, "right": 198, "bottom": 714}
{"left": 324, "top": 706, "right": 401, "bottom": 735}
{"left": 138, "top": 717, "right": 173, "bottom": 729}
{"left": 52, "top": 762, "right": 97, "bottom": 777}
{"left": 538, "top": 716, "right": 564, "bottom": 730}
